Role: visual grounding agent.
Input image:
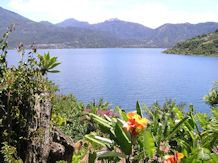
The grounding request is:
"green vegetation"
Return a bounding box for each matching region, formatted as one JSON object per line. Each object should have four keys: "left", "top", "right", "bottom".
{"left": 83, "top": 96, "right": 218, "bottom": 162}
{"left": 0, "top": 25, "right": 61, "bottom": 162}
{"left": 163, "top": 29, "right": 218, "bottom": 56}
{"left": 0, "top": 26, "right": 218, "bottom": 162}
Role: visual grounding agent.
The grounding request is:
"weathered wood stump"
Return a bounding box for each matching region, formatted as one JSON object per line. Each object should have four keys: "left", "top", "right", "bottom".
{"left": 24, "top": 92, "right": 74, "bottom": 163}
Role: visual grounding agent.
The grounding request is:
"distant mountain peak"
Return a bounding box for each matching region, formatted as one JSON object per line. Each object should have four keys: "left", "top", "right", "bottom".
{"left": 106, "top": 18, "right": 120, "bottom": 22}
{"left": 60, "top": 18, "right": 80, "bottom": 22}
{"left": 56, "top": 18, "right": 90, "bottom": 28}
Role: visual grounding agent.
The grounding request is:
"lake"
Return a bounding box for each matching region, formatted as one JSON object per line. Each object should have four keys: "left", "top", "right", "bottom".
{"left": 7, "top": 48, "right": 218, "bottom": 113}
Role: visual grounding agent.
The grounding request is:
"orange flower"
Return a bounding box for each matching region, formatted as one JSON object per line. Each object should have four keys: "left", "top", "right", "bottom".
{"left": 165, "top": 153, "right": 184, "bottom": 163}
{"left": 124, "top": 112, "right": 148, "bottom": 133}
{"left": 127, "top": 112, "right": 148, "bottom": 130}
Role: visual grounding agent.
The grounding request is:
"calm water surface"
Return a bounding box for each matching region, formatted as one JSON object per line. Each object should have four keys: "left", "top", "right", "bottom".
{"left": 7, "top": 48, "right": 218, "bottom": 113}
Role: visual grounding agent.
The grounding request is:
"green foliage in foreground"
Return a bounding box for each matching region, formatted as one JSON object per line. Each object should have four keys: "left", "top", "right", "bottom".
{"left": 52, "top": 94, "right": 91, "bottom": 141}
{"left": 163, "top": 29, "right": 218, "bottom": 56}
{"left": 0, "top": 25, "right": 61, "bottom": 162}
{"left": 204, "top": 81, "right": 218, "bottom": 107}
{"left": 84, "top": 99, "right": 218, "bottom": 162}
{"left": 52, "top": 95, "right": 116, "bottom": 142}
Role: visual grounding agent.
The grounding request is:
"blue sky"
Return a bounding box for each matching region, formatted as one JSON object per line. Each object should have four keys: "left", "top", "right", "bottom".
{"left": 0, "top": 0, "right": 217, "bottom": 28}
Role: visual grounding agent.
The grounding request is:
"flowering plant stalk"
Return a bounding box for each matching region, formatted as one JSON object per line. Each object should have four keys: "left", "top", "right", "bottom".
{"left": 85, "top": 101, "right": 156, "bottom": 162}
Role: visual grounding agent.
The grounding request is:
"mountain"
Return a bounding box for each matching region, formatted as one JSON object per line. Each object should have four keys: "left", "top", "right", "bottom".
{"left": 40, "top": 21, "right": 54, "bottom": 26}
{"left": 0, "top": 7, "right": 130, "bottom": 48}
{"left": 91, "top": 18, "right": 153, "bottom": 40}
{"left": 56, "top": 18, "right": 90, "bottom": 28}
{"left": 163, "top": 29, "right": 218, "bottom": 56}
{"left": 144, "top": 22, "right": 218, "bottom": 48}
{"left": 55, "top": 18, "right": 218, "bottom": 47}
{"left": 56, "top": 18, "right": 153, "bottom": 40}
{"left": 0, "top": 6, "right": 32, "bottom": 31}
{"left": 0, "top": 6, "right": 218, "bottom": 48}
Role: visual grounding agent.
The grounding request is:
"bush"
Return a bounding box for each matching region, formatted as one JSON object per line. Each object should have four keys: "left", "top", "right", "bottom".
{"left": 0, "top": 25, "right": 60, "bottom": 161}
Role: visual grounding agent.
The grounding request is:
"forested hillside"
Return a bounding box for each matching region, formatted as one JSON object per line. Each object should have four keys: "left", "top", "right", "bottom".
{"left": 163, "top": 29, "right": 218, "bottom": 56}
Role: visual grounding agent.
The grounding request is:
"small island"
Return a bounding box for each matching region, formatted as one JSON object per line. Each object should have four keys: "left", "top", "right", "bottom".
{"left": 163, "top": 29, "right": 218, "bottom": 56}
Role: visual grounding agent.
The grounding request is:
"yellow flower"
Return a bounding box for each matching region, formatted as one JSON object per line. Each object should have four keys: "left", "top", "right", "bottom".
{"left": 126, "top": 112, "right": 148, "bottom": 131}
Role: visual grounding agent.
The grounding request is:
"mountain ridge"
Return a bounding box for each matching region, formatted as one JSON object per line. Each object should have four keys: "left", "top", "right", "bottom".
{"left": 56, "top": 18, "right": 90, "bottom": 28}
{"left": 0, "top": 6, "right": 218, "bottom": 48}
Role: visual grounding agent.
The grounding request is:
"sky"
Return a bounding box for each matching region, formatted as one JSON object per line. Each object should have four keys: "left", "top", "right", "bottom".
{"left": 0, "top": 0, "right": 218, "bottom": 28}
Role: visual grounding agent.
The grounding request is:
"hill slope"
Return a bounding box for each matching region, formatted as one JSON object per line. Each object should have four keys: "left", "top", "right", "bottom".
{"left": 145, "top": 22, "right": 218, "bottom": 48}
{"left": 163, "top": 29, "right": 218, "bottom": 56}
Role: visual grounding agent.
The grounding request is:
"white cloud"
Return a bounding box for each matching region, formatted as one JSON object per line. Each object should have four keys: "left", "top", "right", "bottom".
{"left": 7, "top": 0, "right": 218, "bottom": 28}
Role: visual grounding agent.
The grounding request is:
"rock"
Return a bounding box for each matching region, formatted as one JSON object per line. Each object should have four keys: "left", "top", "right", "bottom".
{"left": 48, "top": 127, "right": 74, "bottom": 163}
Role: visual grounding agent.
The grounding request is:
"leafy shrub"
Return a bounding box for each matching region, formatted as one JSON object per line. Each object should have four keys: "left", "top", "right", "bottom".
{"left": 0, "top": 25, "right": 60, "bottom": 161}
{"left": 84, "top": 97, "right": 217, "bottom": 162}
{"left": 52, "top": 95, "right": 114, "bottom": 142}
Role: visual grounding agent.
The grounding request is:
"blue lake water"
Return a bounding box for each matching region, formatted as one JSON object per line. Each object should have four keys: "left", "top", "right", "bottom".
{"left": 7, "top": 48, "right": 218, "bottom": 113}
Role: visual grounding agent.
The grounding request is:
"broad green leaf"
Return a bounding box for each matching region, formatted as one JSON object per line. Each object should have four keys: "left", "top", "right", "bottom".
{"left": 117, "top": 118, "right": 131, "bottom": 140}
{"left": 89, "top": 113, "right": 111, "bottom": 128}
{"left": 49, "top": 62, "right": 61, "bottom": 69}
{"left": 143, "top": 104, "right": 154, "bottom": 119}
{"left": 197, "top": 113, "right": 209, "bottom": 129}
{"left": 197, "top": 148, "right": 211, "bottom": 161}
{"left": 175, "top": 138, "right": 191, "bottom": 154}
{"left": 153, "top": 109, "right": 159, "bottom": 135}
{"left": 93, "top": 117, "right": 111, "bottom": 129}
{"left": 114, "top": 123, "right": 131, "bottom": 155}
{"left": 85, "top": 135, "right": 107, "bottom": 147}
{"left": 90, "top": 107, "right": 98, "bottom": 114}
{"left": 166, "top": 116, "right": 189, "bottom": 140}
{"left": 210, "top": 153, "right": 218, "bottom": 163}
{"left": 157, "top": 123, "right": 163, "bottom": 145}
{"left": 140, "top": 130, "right": 155, "bottom": 158}
{"left": 136, "top": 100, "right": 142, "bottom": 117}
{"left": 143, "top": 103, "right": 159, "bottom": 135}
{"left": 116, "top": 106, "right": 128, "bottom": 121}
{"left": 45, "top": 52, "right": 50, "bottom": 60}
{"left": 163, "top": 113, "right": 169, "bottom": 138}
{"left": 48, "top": 70, "right": 60, "bottom": 73}
{"left": 88, "top": 151, "right": 96, "bottom": 163}
{"left": 49, "top": 57, "right": 57, "bottom": 65}
{"left": 212, "top": 107, "right": 218, "bottom": 120}
{"left": 94, "top": 136, "right": 113, "bottom": 144}
{"left": 104, "top": 114, "right": 112, "bottom": 122}
{"left": 184, "top": 120, "right": 194, "bottom": 132}
{"left": 189, "top": 104, "right": 194, "bottom": 112}
{"left": 97, "top": 151, "right": 126, "bottom": 158}
{"left": 173, "top": 106, "right": 183, "bottom": 119}
{"left": 190, "top": 110, "right": 202, "bottom": 139}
